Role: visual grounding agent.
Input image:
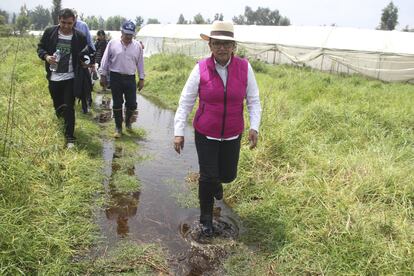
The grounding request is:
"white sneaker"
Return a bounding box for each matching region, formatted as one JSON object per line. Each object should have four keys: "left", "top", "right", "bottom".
{"left": 67, "top": 142, "right": 75, "bottom": 149}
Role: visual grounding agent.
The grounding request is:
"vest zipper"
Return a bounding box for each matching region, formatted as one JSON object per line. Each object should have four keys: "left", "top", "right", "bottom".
{"left": 221, "top": 73, "right": 229, "bottom": 138}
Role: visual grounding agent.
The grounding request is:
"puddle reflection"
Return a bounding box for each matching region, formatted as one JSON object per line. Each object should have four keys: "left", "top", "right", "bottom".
{"left": 105, "top": 191, "right": 140, "bottom": 237}
{"left": 94, "top": 94, "right": 112, "bottom": 123}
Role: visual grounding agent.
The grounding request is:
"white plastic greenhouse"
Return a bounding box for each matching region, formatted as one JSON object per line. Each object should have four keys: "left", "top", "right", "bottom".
{"left": 137, "top": 24, "right": 414, "bottom": 83}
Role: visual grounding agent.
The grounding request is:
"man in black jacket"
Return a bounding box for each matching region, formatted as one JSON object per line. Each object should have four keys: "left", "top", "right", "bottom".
{"left": 37, "top": 8, "right": 87, "bottom": 149}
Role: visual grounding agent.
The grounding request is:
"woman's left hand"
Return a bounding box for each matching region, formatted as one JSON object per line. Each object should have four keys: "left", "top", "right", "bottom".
{"left": 248, "top": 129, "right": 258, "bottom": 149}
{"left": 174, "top": 136, "right": 185, "bottom": 154}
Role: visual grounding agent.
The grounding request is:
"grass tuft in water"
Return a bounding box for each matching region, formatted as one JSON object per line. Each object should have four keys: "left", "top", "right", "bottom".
{"left": 83, "top": 241, "right": 170, "bottom": 275}
{"left": 168, "top": 171, "right": 199, "bottom": 208}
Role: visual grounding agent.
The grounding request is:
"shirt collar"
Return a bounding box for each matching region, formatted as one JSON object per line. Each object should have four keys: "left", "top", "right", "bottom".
{"left": 121, "top": 38, "right": 133, "bottom": 47}
{"left": 213, "top": 57, "right": 232, "bottom": 68}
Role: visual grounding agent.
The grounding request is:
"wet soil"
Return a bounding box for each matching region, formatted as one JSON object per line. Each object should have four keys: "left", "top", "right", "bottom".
{"left": 94, "top": 92, "right": 242, "bottom": 275}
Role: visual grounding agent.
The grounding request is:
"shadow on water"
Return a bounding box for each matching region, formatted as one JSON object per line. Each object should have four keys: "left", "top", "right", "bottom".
{"left": 94, "top": 93, "right": 243, "bottom": 275}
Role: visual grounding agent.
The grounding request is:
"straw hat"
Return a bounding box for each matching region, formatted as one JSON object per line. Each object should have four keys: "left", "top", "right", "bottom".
{"left": 200, "top": 21, "right": 236, "bottom": 41}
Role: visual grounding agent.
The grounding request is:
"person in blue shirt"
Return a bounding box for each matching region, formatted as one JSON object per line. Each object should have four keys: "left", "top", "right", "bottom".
{"left": 73, "top": 10, "right": 95, "bottom": 51}
{"left": 72, "top": 9, "right": 96, "bottom": 113}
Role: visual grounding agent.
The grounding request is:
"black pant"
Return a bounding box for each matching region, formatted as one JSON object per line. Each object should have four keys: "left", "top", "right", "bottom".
{"left": 48, "top": 79, "right": 75, "bottom": 141}
{"left": 81, "top": 69, "right": 92, "bottom": 113}
{"left": 110, "top": 71, "right": 137, "bottom": 110}
{"left": 194, "top": 130, "right": 241, "bottom": 223}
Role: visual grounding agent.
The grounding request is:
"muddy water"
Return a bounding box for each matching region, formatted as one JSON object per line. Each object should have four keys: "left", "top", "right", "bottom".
{"left": 95, "top": 94, "right": 242, "bottom": 275}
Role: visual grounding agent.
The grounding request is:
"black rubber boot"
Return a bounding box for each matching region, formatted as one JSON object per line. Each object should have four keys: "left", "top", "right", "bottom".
{"left": 81, "top": 97, "right": 89, "bottom": 114}
{"left": 113, "top": 109, "right": 123, "bottom": 137}
{"left": 199, "top": 181, "right": 215, "bottom": 237}
{"left": 125, "top": 109, "right": 135, "bottom": 130}
{"left": 214, "top": 182, "right": 223, "bottom": 200}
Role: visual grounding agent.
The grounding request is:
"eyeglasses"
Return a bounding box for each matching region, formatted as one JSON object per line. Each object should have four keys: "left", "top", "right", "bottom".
{"left": 211, "top": 41, "right": 235, "bottom": 49}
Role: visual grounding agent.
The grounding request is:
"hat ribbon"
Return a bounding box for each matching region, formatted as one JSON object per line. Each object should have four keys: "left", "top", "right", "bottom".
{"left": 210, "top": 30, "right": 234, "bottom": 37}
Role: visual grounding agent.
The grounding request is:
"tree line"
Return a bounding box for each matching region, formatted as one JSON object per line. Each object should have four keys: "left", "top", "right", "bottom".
{"left": 1, "top": 4, "right": 291, "bottom": 35}
{"left": 0, "top": 1, "right": 412, "bottom": 37}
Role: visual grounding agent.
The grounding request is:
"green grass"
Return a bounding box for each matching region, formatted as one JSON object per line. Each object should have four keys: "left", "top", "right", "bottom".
{"left": 109, "top": 131, "right": 146, "bottom": 194}
{"left": 168, "top": 171, "right": 199, "bottom": 208}
{"left": 142, "top": 53, "right": 196, "bottom": 109}
{"left": 231, "top": 66, "right": 414, "bottom": 274}
{"left": 83, "top": 241, "right": 170, "bottom": 275}
{"left": 0, "top": 37, "right": 104, "bottom": 274}
{"left": 144, "top": 53, "right": 414, "bottom": 275}
{"left": 0, "top": 37, "right": 164, "bottom": 275}
{"left": 223, "top": 244, "right": 270, "bottom": 276}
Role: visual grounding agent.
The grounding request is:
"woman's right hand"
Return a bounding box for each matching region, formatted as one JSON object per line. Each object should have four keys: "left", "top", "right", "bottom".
{"left": 174, "top": 136, "right": 184, "bottom": 154}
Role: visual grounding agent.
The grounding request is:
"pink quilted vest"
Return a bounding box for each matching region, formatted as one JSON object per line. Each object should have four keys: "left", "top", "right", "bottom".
{"left": 193, "top": 55, "right": 248, "bottom": 138}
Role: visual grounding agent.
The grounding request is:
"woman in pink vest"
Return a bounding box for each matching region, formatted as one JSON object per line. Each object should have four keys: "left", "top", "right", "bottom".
{"left": 173, "top": 21, "right": 262, "bottom": 237}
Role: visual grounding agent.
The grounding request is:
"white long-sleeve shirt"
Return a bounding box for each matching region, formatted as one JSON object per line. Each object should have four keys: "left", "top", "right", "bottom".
{"left": 174, "top": 58, "right": 262, "bottom": 138}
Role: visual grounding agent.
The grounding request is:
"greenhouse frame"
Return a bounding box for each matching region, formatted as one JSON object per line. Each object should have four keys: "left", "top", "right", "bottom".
{"left": 137, "top": 24, "right": 414, "bottom": 83}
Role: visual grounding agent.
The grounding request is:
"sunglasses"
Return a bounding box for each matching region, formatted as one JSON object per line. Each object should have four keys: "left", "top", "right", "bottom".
{"left": 211, "top": 41, "right": 235, "bottom": 49}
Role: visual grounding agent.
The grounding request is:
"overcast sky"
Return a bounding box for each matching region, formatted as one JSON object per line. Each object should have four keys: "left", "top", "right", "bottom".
{"left": 1, "top": 0, "right": 413, "bottom": 30}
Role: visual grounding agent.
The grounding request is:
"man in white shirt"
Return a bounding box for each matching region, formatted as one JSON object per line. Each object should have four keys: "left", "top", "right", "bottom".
{"left": 100, "top": 20, "right": 145, "bottom": 138}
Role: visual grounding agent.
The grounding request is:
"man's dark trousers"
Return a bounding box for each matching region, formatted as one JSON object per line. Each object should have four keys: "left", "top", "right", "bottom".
{"left": 48, "top": 79, "right": 75, "bottom": 141}
{"left": 110, "top": 71, "right": 137, "bottom": 129}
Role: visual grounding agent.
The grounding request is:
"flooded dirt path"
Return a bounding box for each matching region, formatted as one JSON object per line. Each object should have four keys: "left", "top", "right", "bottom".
{"left": 95, "top": 94, "right": 242, "bottom": 275}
